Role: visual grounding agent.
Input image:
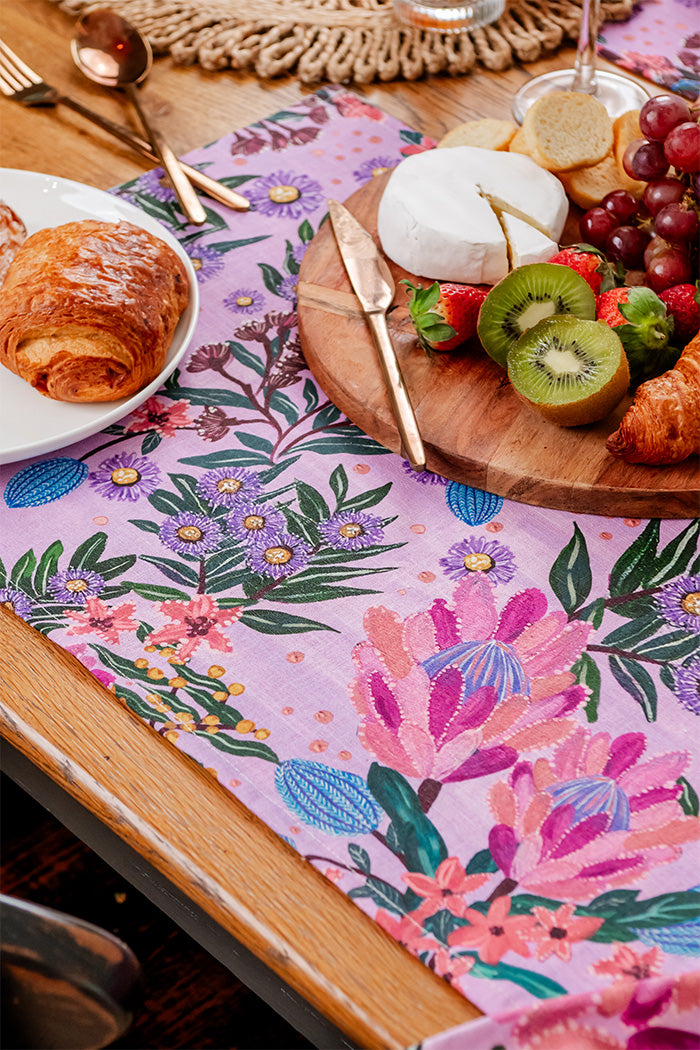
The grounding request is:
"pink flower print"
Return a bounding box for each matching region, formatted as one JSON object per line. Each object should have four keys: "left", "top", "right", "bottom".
{"left": 431, "top": 947, "right": 474, "bottom": 983}
{"left": 592, "top": 945, "right": 664, "bottom": 984}
{"left": 529, "top": 903, "right": 603, "bottom": 962}
{"left": 125, "top": 397, "right": 192, "bottom": 437}
{"left": 348, "top": 575, "right": 590, "bottom": 781}
{"left": 402, "top": 856, "right": 491, "bottom": 920}
{"left": 333, "top": 93, "right": 387, "bottom": 121}
{"left": 373, "top": 909, "right": 425, "bottom": 952}
{"left": 447, "top": 894, "right": 534, "bottom": 965}
{"left": 65, "top": 597, "right": 139, "bottom": 644}
{"left": 488, "top": 728, "right": 700, "bottom": 902}
{"left": 147, "top": 595, "right": 243, "bottom": 660}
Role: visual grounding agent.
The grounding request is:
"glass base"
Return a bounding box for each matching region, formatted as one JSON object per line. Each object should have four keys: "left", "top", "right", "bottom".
{"left": 512, "top": 68, "right": 651, "bottom": 124}
{"left": 393, "top": 0, "right": 505, "bottom": 32}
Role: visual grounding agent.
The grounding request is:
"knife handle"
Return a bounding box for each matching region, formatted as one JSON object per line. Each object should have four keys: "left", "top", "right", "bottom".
{"left": 367, "top": 311, "right": 426, "bottom": 473}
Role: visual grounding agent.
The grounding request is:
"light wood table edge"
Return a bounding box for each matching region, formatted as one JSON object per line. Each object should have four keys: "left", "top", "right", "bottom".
{"left": 0, "top": 607, "right": 481, "bottom": 1049}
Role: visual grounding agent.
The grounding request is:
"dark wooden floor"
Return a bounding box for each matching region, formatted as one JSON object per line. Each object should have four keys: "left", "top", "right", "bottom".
{"left": 0, "top": 772, "right": 313, "bottom": 1050}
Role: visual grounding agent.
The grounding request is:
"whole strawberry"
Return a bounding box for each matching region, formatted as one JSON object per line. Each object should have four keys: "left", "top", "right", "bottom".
{"left": 548, "top": 245, "right": 618, "bottom": 295}
{"left": 402, "top": 279, "right": 488, "bottom": 352}
{"left": 596, "top": 286, "right": 678, "bottom": 388}
{"left": 658, "top": 283, "right": 700, "bottom": 346}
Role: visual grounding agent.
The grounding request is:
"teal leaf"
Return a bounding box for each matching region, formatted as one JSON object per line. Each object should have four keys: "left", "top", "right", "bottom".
{"left": 69, "top": 532, "right": 107, "bottom": 570}
{"left": 166, "top": 386, "right": 252, "bottom": 409}
{"left": 574, "top": 596, "right": 606, "bottom": 628}
{"left": 466, "top": 957, "right": 567, "bottom": 999}
{"left": 311, "top": 402, "right": 343, "bottom": 430}
{"left": 128, "top": 519, "right": 161, "bottom": 534}
{"left": 302, "top": 379, "right": 319, "bottom": 413}
{"left": 93, "top": 555, "right": 137, "bottom": 580}
{"left": 259, "top": 261, "right": 284, "bottom": 294}
{"left": 609, "top": 519, "right": 660, "bottom": 596}
{"left": 295, "top": 481, "right": 330, "bottom": 522}
{"left": 229, "top": 341, "right": 265, "bottom": 376}
{"left": 122, "top": 581, "right": 190, "bottom": 602}
{"left": 208, "top": 234, "right": 270, "bottom": 252}
{"left": 549, "top": 523, "right": 591, "bottom": 614}
{"left": 464, "top": 848, "right": 498, "bottom": 875}
{"left": 33, "top": 541, "right": 64, "bottom": 594}
{"left": 234, "top": 431, "right": 274, "bottom": 454}
{"left": 181, "top": 449, "right": 275, "bottom": 469}
{"left": 292, "top": 433, "right": 388, "bottom": 456}
{"left": 634, "top": 630, "right": 699, "bottom": 662}
{"left": 141, "top": 430, "right": 162, "bottom": 456}
{"left": 677, "top": 776, "right": 699, "bottom": 816}
{"left": 348, "top": 843, "right": 371, "bottom": 875}
{"left": 10, "top": 550, "right": 36, "bottom": 593}
{"left": 367, "top": 763, "right": 447, "bottom": 876}
{"left": 148, "top": 488, "right": 189, "bottom": 516}
{"left": 169, "top": 473, "right": 209, "bottom": 512}
{"left": 298, "top": 219, "right": 314, "bottom": 243}
{"left": 329, "top": 464, "right": 349, "bottom": 507}
{"left": 238, "top": 608, "right": 338, "bottom": 634}
{"left": 139, "top": 555, "right": 201, "bottom": 588}
{"left": 602, "top": 614, "right": 664, "bottom": 649}
{"left": 269, "top": 390, "right": 299, "bottom": 425}
{"left": 201, "top": 732, "right": 279, "bottom": 764}
{"left": 645, "top": 519, "right": 700, "bottom": 587}
{"left": 341, "top": 482, "right": 393, "bottom": 513}
{"left": 348, "top": 880, "right": 408, "bottom": 916}
{"left": 572, "top": 652, "right": 601, "bottom": 722}
{"left": 609, "top": 655, "right": 657, "bottom": 721}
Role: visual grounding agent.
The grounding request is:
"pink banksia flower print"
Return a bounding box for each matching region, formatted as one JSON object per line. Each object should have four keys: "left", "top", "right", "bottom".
{"left": 487, "top": 727, "right": 700, "bottom": 901}
{"left": 348, "top": 575, "right": 591, "bottom": 781}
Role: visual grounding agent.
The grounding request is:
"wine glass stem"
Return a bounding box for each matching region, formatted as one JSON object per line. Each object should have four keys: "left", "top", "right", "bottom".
{"left": 571, "top": 0, "right": 599, "bottom": 94}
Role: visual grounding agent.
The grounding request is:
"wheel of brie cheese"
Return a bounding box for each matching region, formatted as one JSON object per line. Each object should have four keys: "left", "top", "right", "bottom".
{"left": 376, "top": 146, "right": 569, "bottom": 285}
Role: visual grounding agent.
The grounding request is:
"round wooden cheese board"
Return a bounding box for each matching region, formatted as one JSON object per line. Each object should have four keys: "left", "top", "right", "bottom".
{"left": 297, "top": 172, "right": 699, "bottom": 519}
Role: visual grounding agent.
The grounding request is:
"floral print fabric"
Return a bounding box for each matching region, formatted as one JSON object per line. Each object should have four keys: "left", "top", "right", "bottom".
{"left": 0, "top": 86, "right": 698, "bottom": 1043}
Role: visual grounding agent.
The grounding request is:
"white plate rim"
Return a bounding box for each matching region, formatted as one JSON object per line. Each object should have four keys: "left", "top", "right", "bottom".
{"left": 0, "top": 168, "right": 200, "bottom": 465}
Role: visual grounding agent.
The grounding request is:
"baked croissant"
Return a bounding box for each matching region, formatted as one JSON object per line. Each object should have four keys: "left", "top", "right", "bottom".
{"left": 0, "top": 201, "right": 27, "bottom": 285}
{"left": 0, "top": 219, "right": 189, "bottom": 402}
{"left": 606, "top": 330, "right": 700, "bottom": 465}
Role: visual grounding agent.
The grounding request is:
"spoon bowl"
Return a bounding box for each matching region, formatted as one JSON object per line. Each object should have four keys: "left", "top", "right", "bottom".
{"left": 72, "top": 9, "right": 205, "bottom": 225}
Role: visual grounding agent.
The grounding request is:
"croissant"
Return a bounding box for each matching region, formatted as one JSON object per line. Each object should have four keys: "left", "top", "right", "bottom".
{"left": 0, "top": 219, "right": 189, "bottom": 402}
{"left": 0, "top": 201, "right": 27, "bottom": 285}
{"left": 606, "top": 330, "right": 700, "bottom": 465}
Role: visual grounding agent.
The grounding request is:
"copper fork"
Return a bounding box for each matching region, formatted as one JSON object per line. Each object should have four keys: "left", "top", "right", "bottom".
{"left": 0, "top": 39, "right": 249, "bottom": 212}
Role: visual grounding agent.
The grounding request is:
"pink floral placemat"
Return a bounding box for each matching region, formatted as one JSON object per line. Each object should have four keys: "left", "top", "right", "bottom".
{"left": 1, "top": 86, "right": 698, "bottom": 1044}
{"left": 599, "top": 0, "right": 700, "bottom": 99}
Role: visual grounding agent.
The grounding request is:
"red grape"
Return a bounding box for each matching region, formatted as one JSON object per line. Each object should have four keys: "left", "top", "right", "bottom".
{"left": 642, "top": 176, "right": 685, "bottom": 216}
{"left": 623, "top": 138, "right": 670, "bottom": 181}
{"left": 639, "top": 94, "right": 691, "bottom": 141}
{"left": 601, "top": 189, "right": 640, "bottom": 224}
{"left": 646, "top": 247, "right": 693, "bottom": 292}
{"left": 580, "top": 207, "right": 618, "bottom": 249}
{"left": 644, "top": 236, "right": 670, "bottom": 270}
{"left": 664, "top": 122, "right": 700, "bottom": 173}
{"left": 605, "top": 225, "right": 650, "bottom": 269}
{"left": 654, "top": 202, "right": 700, "bottom": 245}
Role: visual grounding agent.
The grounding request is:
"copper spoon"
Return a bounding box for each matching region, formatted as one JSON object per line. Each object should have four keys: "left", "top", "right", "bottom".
{"left": 71, "top": 9, "right": 206, "bottom": 225}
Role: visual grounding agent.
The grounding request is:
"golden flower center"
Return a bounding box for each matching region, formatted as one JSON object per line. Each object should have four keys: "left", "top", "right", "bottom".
{"left": 217, "top": 477, "right": 242, "bottom": 494}
{"left": 339, "top": 522, "right": 363, "bottom": 539}
{"left": 264, "top": 545, "right": 293, "bottom": 565}
{"left": 177, "top": 525, "right": 204, "bottom": 542}
{"left": 66, "top": 578, "right": 88, "bottom": 592}
{"left": 681, "top": 591, "right": 700, "bottom": 616}
{"left": 268, "top": 184, "right": 300, "bottom": 204}
{"left": 236, "top": 295, "right": 254, "bottom": 307}
{"left": 372, "top": 166, "right": 389, "bottom": 177}
{"left": 463, "top": 552, "right": 494, "bottom": 573}
{"left": 111, "top": 467, "right": 140, "bottom": 486}
{"left": 243, "top": 515, "right": 265, "bottom": 531}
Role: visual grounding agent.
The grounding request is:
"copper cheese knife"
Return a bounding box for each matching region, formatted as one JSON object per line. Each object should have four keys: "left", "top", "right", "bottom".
{"left": 327, "top": 199, "right": 426, "bottom": 473}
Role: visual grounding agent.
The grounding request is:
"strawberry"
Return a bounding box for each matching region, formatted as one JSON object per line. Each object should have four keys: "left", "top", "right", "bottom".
{"left": 596, "top": 286, "right": 679, "bottom": 388}
{"left": 548, "top": 245, "right": 618, "bottom": 295}
{"left": 658, "top": 282, "right": 700, "bottom": 346}
{"left": 402, "top": 279, "right": 488, "bottom": 352}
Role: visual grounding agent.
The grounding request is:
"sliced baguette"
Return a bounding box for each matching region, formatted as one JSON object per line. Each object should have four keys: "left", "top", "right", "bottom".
{"left": 508, "top": 125, "right": 533, "bottom": 156}
{"left": 521, "top": 91, "right": 613, "bottom": 172}
{"left": 560, "top": 151, "right": 645, "bottom": 208}
{"left": 438, "top": 118, "right": 518, "bottom": 151}
{"left": 612, "top": 109, "right": 647, "bottom": 196}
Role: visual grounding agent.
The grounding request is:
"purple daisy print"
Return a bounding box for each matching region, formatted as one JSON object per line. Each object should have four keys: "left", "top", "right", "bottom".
{"left": 0, "top": 586, "right": 34, "bottom": 619}
{"left": 656, "top": 574, "right": 700, "bottom": 632}
{"left": 439, "top": 535, "right": 516, "bottom": 584}
{"left": 246, "top": 531, "right": 312, "bottom": 579}
{"left": 48, "top": 568, "right": 106, "bottom": 605}
{"left": 185, "top": 243, "right": 225, "bottom": 281}
{"left": 352, "top": 156, "right": 396, "bottom": 182}
{"left": 675, "top": 657, "right": 700, "bottom": 715}
{"left": 401, "top": 462, "right": 448, "bottom": 485}
{"left": 89, "top": 452, "right": 162, "bottom": 502}
{"left": 159, "top": 512, "right": 224, "bottom": 557}
{"left": 224, "top": 288, "right": 266, "bottom": 315}
{"left": 137, "top": 168, "right": 177, "bottom": 203}
{"left": 278, "top": 274, "right": 299, "bottom": 301}
{"left": 197, "top": 467, "right": 265, "bottom": 509}
{"left": 246, "top": 171, "right": 324, "bottom": 219}
{"left": 292, "top": 243, "right": 307, "bottom": 265}
{"left": 227, "top": 501, "right": 286, "bottom": 543}
{"left": 318, "top": 511, "right": 385, "bottom": 551}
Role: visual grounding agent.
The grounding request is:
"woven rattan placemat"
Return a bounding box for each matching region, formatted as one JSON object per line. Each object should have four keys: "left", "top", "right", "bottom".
{"left": 53, "top": 0, "right": 634, "bottom": 83}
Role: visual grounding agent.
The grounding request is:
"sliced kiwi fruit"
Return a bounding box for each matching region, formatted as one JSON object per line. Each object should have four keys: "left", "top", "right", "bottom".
{"left": 477, "top": 262, "right": 597, "bottom": 367}
{"left": 507, "top": 315, "right": 630, "bottom": 427}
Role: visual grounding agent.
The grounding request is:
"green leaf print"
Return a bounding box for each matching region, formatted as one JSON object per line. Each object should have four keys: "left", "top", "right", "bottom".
{"left": 609, "top": 519, "right": 660, "bottom": 597}
{"left": 367, "top": 763, "right": 448, "bottom": 877}
{"left": 549, "top": 523, "right": 592, "bottom": 614}
{"left": 608, "top": 655, "right": 657, "bottom": 721}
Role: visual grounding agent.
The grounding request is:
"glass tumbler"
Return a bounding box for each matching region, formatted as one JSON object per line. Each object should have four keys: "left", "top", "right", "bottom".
{"left": 392, "top": 0, "right": 505, "bottom": 32}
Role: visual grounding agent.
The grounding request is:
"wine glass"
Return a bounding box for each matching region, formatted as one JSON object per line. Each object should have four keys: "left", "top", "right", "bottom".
{"left": 512, "top": 0, "right": 651, "bottom": 124}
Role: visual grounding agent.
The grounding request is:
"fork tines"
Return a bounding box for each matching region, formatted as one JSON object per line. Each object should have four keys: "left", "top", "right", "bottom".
{"left": 0, "top": 39, "right": 41, "bottom": 94}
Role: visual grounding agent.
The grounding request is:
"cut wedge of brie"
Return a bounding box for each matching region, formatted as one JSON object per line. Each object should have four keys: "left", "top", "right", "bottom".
{"left": 377, "top": 146, "right": 568, "bottom": 285}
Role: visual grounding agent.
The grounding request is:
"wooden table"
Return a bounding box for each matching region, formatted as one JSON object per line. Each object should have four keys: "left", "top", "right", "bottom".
{"left": 0, "top": 3, "right": 659, "bottom": 1046}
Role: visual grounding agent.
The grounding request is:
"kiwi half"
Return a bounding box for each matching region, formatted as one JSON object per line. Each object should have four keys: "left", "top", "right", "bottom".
{"left": 507, "top": 315, "right": 630, "bottom": 427}
{"left": 477, "top": 262, "right": 597, "bottom": 367}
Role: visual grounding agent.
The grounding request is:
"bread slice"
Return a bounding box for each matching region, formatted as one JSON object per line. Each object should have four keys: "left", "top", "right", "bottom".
{"left": 521, "top": 91, "right": 613, "bottom": 172}
{"left": 508, "top": 125, "right": 533, "bottom": 156}
{"left": 560, "top": 151, "right": 645, "bottom": 208}
{"left": 438, "top": 118, "right": 518, "bottom": 151}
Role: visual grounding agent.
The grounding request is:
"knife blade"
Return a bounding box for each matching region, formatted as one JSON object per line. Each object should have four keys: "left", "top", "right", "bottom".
{"left": 327, "top": 198, "right": 425, "bottom": 472}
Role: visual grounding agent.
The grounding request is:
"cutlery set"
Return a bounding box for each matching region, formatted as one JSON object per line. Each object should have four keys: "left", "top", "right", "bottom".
{"left": 1, "top": 17, "right": 426, "bottom": 470}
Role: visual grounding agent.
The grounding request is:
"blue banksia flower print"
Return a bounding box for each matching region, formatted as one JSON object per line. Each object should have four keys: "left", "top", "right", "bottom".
{"left": 275, "top": 758, "right": 383, "bottom": 835}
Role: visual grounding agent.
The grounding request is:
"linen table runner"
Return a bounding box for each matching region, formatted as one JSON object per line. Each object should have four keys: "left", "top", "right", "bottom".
{"left": 1, "top": 87, "right": 699, "bottom": 1044}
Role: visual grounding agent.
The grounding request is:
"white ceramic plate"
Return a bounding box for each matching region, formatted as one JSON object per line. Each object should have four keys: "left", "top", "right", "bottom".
{"left": 0, "top": 169, "right": 200, "bottom": 465}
